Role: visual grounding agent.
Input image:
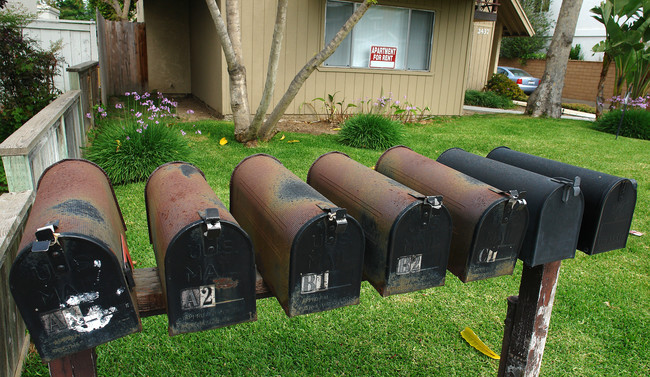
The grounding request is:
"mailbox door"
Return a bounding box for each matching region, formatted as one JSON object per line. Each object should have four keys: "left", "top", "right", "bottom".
{"left": 288, "top": 213, "right": 364, "bottom": 317}
{"left": 165, "top": 221, "right": 256, "bottom": 335}
{"left": 385, "top": 202, "right": 451, "bottom": 295}
{"left": 10, "top": 235, "right": 140, "bottom": 362}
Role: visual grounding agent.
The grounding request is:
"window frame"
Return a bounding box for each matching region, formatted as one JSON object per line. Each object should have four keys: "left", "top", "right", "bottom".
{"left": 322, "top": 0, "right": 436, "bottom": 73}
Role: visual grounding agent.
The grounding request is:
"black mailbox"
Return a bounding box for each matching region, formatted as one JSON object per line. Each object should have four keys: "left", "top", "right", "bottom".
{"left": 307, "top": 151, "right": 452, "bottom": 296}
{"left": 486, "top": 146, "right": 637, "bottom": 254}
{"left": 230, "top": 154, "right": 364, "bottom": 317}
{"left": 145, "top": 162, "right": 256, "bottom": 336}
{"left": 375, "top": 146, "right": 528, "bottom": 282}
{"left": 437, "top": 148, "right": 584, "bottom": 266}
{"left": 9, "top": 159, "right": 141, "bottom": 362}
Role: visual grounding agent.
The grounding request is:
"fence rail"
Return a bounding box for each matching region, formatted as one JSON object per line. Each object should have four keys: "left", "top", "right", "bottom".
{"left": 0, "top": 90, "right": 84, "bottom": 192}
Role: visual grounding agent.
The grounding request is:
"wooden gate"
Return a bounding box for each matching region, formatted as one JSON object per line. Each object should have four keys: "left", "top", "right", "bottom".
{"left": 96, "top": 10, "right": 148, "bottom": 103}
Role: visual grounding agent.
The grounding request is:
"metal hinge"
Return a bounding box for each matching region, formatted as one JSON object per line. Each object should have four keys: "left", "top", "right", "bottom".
{"left": 489, "top": 189, "right": 527, "bottom": 223}
{"left": 199, "top": 208, "right": 221, "bottom": 239}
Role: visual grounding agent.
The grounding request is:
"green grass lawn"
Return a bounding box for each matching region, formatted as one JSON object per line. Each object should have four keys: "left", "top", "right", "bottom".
{"left": 22, "top": 114, "right": 649, "bottom": 376}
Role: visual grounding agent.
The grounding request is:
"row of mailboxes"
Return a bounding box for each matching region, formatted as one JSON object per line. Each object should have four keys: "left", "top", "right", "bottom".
{"left": 9, "top": 145, "right": 637, "bottom": 361}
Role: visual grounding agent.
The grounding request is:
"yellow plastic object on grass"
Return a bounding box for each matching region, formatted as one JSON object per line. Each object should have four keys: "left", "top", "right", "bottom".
{"left": 219, "top": 137, "right": 228, "bottom": 146}
{"left": 280, "top": 134, "right": 286, "bottom": 140}
{"left": 287, "top": 140, "right": 300, "bottom": 143}
{"left": 460, "top": 327, "right": 500, "bottom": 360}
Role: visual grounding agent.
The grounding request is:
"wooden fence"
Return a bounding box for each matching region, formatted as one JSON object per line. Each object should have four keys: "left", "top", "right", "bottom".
{"left": 23, "top": 19, "right": 98, "bottom": 93}
{"left": 96, "top": 10, "right": 148, "bottom": 104}
{"left": 67, "top": 61, "right": 101, "bottom": 131}
{"left": 0, "top": 191, "right": 34, "bottom": 377}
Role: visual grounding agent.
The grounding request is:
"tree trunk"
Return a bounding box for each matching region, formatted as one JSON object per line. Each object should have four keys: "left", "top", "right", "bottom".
{"left": 526, "top": 0, "right": 583, "bottom": 118}
{"left": 105, "top": 0, "right": 130, "bottom": 21}
{"left": 595, "top": 52, "right": 611, "bottom": 119}
{"left": 249, "top": 0, "right": 289, "bottom": 135}
{"left": 257, "top": 0, "right": 375, "bottom": 141}
{"left": 205, "top": 0, "right": 253, "bottom": 142}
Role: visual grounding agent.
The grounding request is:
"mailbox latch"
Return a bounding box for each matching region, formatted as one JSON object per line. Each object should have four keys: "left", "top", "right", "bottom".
{"left": 551, "top": 176, "right": 581, "bottom": 203}
{"left": 318, "top": 205, "right": 347, "bottom": 243}
{"left": 410, "top": 194, "right": 443, "bottom": 228}
{"left": 31, "top": 220, "right": 68, "bottom": 274}
{"left": 199, "top": 208, "right": 222, "bottom": 239}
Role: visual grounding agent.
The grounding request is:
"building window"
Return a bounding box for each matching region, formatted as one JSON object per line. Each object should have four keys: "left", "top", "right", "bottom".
{"left": 324, "top": 0, "right": 435, "bottom": 71}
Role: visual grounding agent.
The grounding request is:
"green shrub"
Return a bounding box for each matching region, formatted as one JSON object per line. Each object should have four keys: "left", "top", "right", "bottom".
{"left": 338, "top": 114, "right": 402, "bottom": 150}
{"left": 84, "top": 121, "right": 191, "bottom": 184}
{"left": 84, "top": 92, "right": 192, "bottom": 184}
{"left": 569, "top": 44, "right": 584, "bottom": 60}
{"left": 464, "top": 90, "right": 515, "bottom": 109}
{"left": 595, "top": 109, "right": 650, "bottom": 140}
{"left": 1, "top": 7, "right": 61, "bottom": 141}
{"left": 485, "top": 74, "right": 527, "bottom": 101}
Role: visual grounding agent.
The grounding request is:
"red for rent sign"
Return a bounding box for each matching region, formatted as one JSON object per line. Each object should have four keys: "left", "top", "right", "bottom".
{"left": 369, "top": 46, "right": 397, "bottom": 69}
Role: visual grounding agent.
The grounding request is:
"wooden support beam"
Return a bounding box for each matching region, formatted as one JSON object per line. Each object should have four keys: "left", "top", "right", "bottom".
{"left": 498, "top": 261, "right": 562, "bottom": 377}
{"left": 48, "top": 349, "right": 97, "bottom": 377}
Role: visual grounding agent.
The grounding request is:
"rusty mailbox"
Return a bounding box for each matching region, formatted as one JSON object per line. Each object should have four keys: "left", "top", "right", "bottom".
{"left": 9, "top": 159, "right": 141, "bottom": 362}
{"left": 437, "top": 148, "right": 584, "bottom": 266}
{"left": 307, "top": 151, "right": 452, "bottom": 296}
{"left": 145, "top": 162, "right": 256, "bottom": 336}
{"left": 375, "top": 146, "right": 528, "bottom": 282}
{"left": 230, "top": 154, "right": 364, "bottom": 317}
{"left": 486, "top": 146, "right": 637, "bottom": 255}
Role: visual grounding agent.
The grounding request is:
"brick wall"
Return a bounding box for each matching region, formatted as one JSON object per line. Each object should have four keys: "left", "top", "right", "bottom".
{"left": 498, "top": 58, "right": 616, "bottom": 103}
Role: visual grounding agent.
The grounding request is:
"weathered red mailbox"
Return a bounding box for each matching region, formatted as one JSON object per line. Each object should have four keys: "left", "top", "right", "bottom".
{"left": 486, "top": 146, "right": 637, "bottom": 255}
{"left": 307, "top": 151, "right": 452, "bottom": 296}
{"left": 145, "top": 162, "right": 256, "bottom": 336}
{"left": 230, "top": 154, "right": 365, "bottom": 317}
{"left": 9, "top": 159, "right": 141, "bottom": 362}
{"left": 375, "top": 146, "right": 528, "bottom": 282}
{"left": 437, "top": 148, "right": 584, "bottom": 266}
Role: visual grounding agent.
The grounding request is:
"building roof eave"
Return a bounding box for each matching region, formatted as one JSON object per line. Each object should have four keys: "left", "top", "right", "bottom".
{"left": 499, "top": 0, "right": 535, "bottom": 37}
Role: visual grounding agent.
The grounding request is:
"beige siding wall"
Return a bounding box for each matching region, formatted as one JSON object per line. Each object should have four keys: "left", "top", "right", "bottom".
{"left": 189, "top": 0, "right": 224, "bottom": 112}
{"left": 220, "top": 0, "right": 475, "bottom": 116}
{"left": 467, "top": 21, "right": 496, "bottom": 91}
{"left": 146, "top": 0, "right": 475, "bottom": 116}
{"left": 144, "top": 0, "right": 191, "bottom": 93}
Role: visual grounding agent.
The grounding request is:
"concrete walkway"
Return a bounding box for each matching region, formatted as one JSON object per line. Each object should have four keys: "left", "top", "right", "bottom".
{"left": 464, "top": 101, "right": 596, "bottom": 122}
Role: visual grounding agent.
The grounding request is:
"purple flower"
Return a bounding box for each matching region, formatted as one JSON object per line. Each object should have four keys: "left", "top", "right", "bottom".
{"left": 180, "top": 130, "right": 186, "bottom": 136}
{"left": 148, "top": 116, "right": 155, "bottom": 120}
{"left": 187, "top": 109, "right": 194, "bottom": 114}
{"left": 136, "top": 128, "right": 142, "bottom": 133}
{"left": 100, "top": 112, "right": 107, "bottom": 118}
{"left": 86, "top": 113, "right": 91, "bottom": 119}
{"left": 98, "top": 106, "right": 104, "bottom": 113}
{"left": 135, "top": 112, "right": 142, "bottom": 118}
{"left": 115, "top": 103, "right": 123, "bottom": 109}
{"left": 155, "top": 120, "right": 159, "bottom": 124}
{"left": 134, "top": 94, "right": 141, "bottom": 101}
{"left": 126, "top": 136, "right": 130, "bottom": 140}
{"left": 125, "top": 92, "right": 131, "bottom": 96}
{"left": 137, "top": 119, "right": 144, "bottom": 125}
{"left": 143, "top": 124, "right": 148, "bottom": 130}
{"left": 196, "top": 130, "right": 202, "bottom": 135}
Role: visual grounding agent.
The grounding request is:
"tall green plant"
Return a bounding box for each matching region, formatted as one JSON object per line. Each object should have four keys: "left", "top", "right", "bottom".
{"left": 499, "top": 0, "right": 554, "bottom": 63}
{"left": 592, "top": 0, "right": 650, "bottom": 100}
{"left": 0, "top": 7, "right": 61, "bottom": 141}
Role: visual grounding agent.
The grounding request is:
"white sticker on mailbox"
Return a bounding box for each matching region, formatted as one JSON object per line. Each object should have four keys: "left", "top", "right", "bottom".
{"left": 181, "top": 284, "right": 217, "bottom": 310}
{"left": 396, "top": 254, "right": 422, "bottom": 275}
{"left": 301, "top": 271, "right": 329, "bottom": 294}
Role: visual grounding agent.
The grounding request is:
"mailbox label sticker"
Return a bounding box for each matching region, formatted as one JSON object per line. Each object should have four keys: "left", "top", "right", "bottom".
{"left": 301, "top": 271, "right": 329, "bottom": 294}
{"left": 41, "top": 304, "right": 117, "bottom": 334}
{"left": 181, "top": 284, "right": 243, "bottom": 310}
{"left": 181, "top": 285, "right": 217, "bottom": 309}
{"left": 396, "top": 254, "right": 422, "bottom": 275}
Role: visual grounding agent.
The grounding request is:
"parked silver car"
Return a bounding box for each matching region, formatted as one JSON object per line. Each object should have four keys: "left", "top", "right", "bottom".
{"left": 497, "top": 66, "right": 540, "bottom": 94}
